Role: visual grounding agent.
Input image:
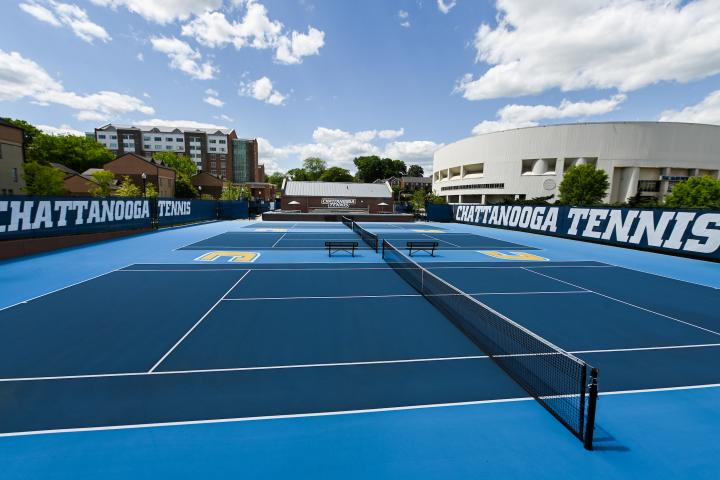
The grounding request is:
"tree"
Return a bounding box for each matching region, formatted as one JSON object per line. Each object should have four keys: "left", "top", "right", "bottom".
{"left": 558, "top": 164, "right": 609, "bottom": 205}
{"left": 27, "top": 134, "right": 113, "bottom": 172}
{"left": 426, "top": 193, "right": 446, "bottom": 205}
{"left": 664, "top": 176, "right": 720, "bottom": 208}
{"left": 319, "top": 166, "right": 354, "bottom": 182}
{"left": 287, "top": 168, "right": 310, "bottom": 181}
{"left": 22, "top": 162, "right": 66, "bottom": 196}
{"left": 267, "top": 171, "right": 286, "bottom": 190}
{"left": 1, "top": 118, "right": 43, "bottom": 148}
{"left": 88, "top": 170, "right": 116, "bottom": 197}
{"left": 407, "top": 165, "right": 424, "bottom": 177}
{"left": 175, "top": 176, "right": 198, "bottom": 198}
{"left": 410, "top": 189, "right": 427, "bottom": 211}
{"left": 220, "top": 182, "right": 251, "bottom": 200}
{"left": 115, "top": 176, "right": 141, "bottom": 197}
{"left": 153, "top": 151, "right": 197, "bottom": 178}
{"left": 303, "top": 157, "right": 327, "bottom": 181}
{"left": 144, "top": 182, "right": 158, "bottom": 198}
{"left": 353, "top": 156, "right": 407, "bottom": 183}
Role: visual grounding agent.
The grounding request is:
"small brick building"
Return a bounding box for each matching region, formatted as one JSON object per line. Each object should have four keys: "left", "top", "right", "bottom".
{"left": 104, "top": 153, "right": 176, "bottom": 197}
{"left": 191, "top": 171, "right": 224, "bottom": 198}
{"left": 281, "top": 180, "right": 393, "bottom": 213}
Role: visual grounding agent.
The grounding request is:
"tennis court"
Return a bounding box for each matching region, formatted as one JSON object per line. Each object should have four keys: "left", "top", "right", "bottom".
{"left": 2, "top": 219, "right": 719, "bottom": 478}
{"left": 1, "top": 257, "right": 718, "bottom": 437}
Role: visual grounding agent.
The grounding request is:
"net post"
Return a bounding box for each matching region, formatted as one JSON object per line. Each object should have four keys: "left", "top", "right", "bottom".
{"left": 584, "top": 368, "right": 599, "bottom": 450}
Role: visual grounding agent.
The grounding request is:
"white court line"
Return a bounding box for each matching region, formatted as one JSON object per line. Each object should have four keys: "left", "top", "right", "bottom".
{"left": 3, "top": 342, "right": 720, "bottom": 383}
{"left": 148, "top": 270, "right": 252, "bottom": 372}
{"left": 116, "top": 264, "right": 613, "bottom": 273}
{"left": 221, "top": 291, "right": 589, "bottom": 301}
{"left": 0, "top": 264, "right": 133, "bottom": 313}
{"left": 2, "top": 383, "right": 720, "bottom": 438}
{"left": 603, "top": 261, "right": 720, "bottom": 291}
{"left": 522, "top": 267, "right": 720, "bottom": 338}
{"left": 270, "top": 232, "right": 288, "bottom": 248}
{"left": 173, "top": 232, "right": 229, "bottom": 251}
{"left": 420, "top": 233, "right": 463, "bottom": 248}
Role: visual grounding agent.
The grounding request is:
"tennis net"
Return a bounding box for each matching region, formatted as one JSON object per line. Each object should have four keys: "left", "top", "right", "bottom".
{"left": 353, "top": 222, "right": 379, "bottom": 252}
{"left": 341, "top": 216, "right": 353, "bottom": 229}
{"left": 381, "top": 240, "right": 599, "bottom": 449}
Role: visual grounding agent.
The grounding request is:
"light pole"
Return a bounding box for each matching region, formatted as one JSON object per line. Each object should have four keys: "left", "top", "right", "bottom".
{"left": 141, "top": 172, "right": 147, "bottom": 197}
{"left": 198, "top": 185, "right": 202, "bottom": 197}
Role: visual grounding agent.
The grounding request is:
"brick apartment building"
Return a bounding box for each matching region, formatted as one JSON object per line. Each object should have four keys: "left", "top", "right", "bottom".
{"left": 104, "top": 153, "right": 176, "bottom": 197}
{"left": 0, "top": 119, "right": 26, "bottom": 195}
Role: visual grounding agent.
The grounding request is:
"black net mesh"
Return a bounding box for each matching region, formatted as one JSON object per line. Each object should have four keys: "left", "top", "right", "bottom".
{"left": 353, "top": 223, "right": 379, "bottom": 252}
{"left": 341, "top": 216, "right": 353, "bottom": 229}
{"left": 382, "top": 240, "right": 596, "bottom": 444}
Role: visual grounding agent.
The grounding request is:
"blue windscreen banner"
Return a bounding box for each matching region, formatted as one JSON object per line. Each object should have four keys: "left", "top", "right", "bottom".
{"left": 0, "top": 196, "right": 153, "bottom": 240}
{"left": 156, "top": 199, "right": 218, "bottom": 227}
{"left": 426, "top": 203, "right": 453, "bottom": 222}
{"left": 218, "top": 200, "right": 249, "bottom": 220}
{"left": 452, "top": 204, "right": 720, "bottom": 260}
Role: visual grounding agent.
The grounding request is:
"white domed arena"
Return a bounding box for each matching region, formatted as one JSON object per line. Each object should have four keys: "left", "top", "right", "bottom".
{"left": 433, "top": 122, "right": 720, "bottom": 204}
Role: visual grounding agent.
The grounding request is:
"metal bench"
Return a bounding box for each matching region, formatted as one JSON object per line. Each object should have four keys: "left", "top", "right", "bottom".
{"left": 407, "top": 241, "right": 438, "bottom": 257}
{"left": 325, "top": 241, "right": 359, "bottom": 257}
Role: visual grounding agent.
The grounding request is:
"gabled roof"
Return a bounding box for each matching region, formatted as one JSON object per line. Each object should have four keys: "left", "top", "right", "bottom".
{"left": 283, "top": 181, "right": 392, "bottom": 198}
{"left": 50, "top": 163, "right": 80, "bottom": 176}
{"left": 96, "top": 123, "right": 234, "bottom": 136}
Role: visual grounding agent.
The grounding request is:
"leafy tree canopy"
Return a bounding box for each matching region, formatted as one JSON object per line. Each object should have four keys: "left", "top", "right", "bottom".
{"left": 287, "top": 168, "right": 310, "bottom": 181}
{"left": 88, "top": 170, "right": 116, "bottom": 197}
{"left": 27, "top": 134, "right": 113, "bottom": 173}
{"left": 558, "top": 164, "right": 609, "bottom": 205}
{"left": 426, "top": 193, "right": 446, "bottom": 205}
{"left": 407, "top": 165, "right": 424, "bottom": 177}
{"left": 115, "top": 176, "right": 142, "bottom": 197}
{"left": 220, "top": 182, "right": 251, "bottom": 200}
{"left": 1, "top": 118, "right": 44, "bottom": 146}
{"left": 302, "top": 157, "right": 327, "bottom": 181}
{"left": 22, "top": 162, "right": 66, "bottom": 196}
{"left": 664, "top": 176, "right": 720, "bottom": 208}
{"left": 153, "top": 152, "right": 197, "bottom": 179}
{"left": 353, "top": 156, "right": 406, "bottom": 183}
{"left": 319, "top": 166, "right": 354, "bottom": 182}
{"left": 266, "top": 171, "right": 286, "bottom": 190}
{"left": 175, "top": 175, "right": 198, "bottom": 198}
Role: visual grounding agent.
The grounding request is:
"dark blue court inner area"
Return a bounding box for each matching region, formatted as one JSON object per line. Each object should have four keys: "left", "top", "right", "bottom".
{"left": 0, "top": 261, "right": 718, "bottom": 435}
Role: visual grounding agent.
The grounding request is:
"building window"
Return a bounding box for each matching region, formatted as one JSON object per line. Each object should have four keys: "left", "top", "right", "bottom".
{"left": 211, "top": 161, "right": 217, "bottom": 168}
{"left": 110, "top": 143, "right": 117, "bottom": 149}
{"left": 166, "top": 146, "right": 172, "bottom": 150}
{"left": 176, "top": 138, "right": 183, "bottom": 142}
{"left": 166, "top": 137, "right": 173, "bottom": 141}
{"left": 219, "top": 139, "right": 226, "bottom": 144}
{"left": 98, "top": 134, "right": 106, "bottom": 139}
{"left": 440, "top": 183, "right": 505, "bottom": 191}
{"left": 154, "top": 137, "right": 162, "bottom": 141}
{"left": 123, "top": 142, "right": 130, "bottom": 148}
{"left": 144, "top": 144, "right": 151, "bottom": 149}
{"left": 176, "top": 146, "right": 182, "bottom": 150}
{"left": 110, "top": 135, "right": 117, "bottom": 140}
{"left": 637, "top": 180, "right": 660, "bottom": 193}
{"left": 209, "top": 139, "right": 217, "bottom": 144}
{"left": 210, "top": 147, "right": 216, "bottom": 152}
{"left": 12, "top": 167, "right": 18, "bottom": 182}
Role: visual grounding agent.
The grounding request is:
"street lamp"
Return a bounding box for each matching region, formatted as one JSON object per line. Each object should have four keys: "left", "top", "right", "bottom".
{"left": 141, "top": 172, "right": 147, "bottom": 197}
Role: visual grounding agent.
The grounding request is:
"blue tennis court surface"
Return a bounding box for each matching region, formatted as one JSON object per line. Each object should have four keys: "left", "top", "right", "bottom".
{"left": 1, "top": 220, "right": 719, "bottom": 478}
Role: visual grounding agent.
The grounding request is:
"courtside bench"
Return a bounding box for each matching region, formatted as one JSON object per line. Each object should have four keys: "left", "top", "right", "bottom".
{"left": 407, "top": 241, "right": 438, "bottom": 257}
{"left": 325, "top": 241, "right": 359, "bottom": 257}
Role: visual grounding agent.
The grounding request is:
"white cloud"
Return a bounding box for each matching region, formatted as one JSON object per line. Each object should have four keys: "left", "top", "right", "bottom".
{"left": 457, "top": 0, "right": 720, "bottom": 101}
{"left": 136, "top": 52, "right": 144, "bottom": 61}
{"left": 215, "top": 114, "right": 235, "bottom": 122}
{"left": 89, "top": 0, "right": 221, "bottom": 24}
{"left": 19, "top": 3, "right": 61, "bottom": 26}
{"left": 135, "top": 119, "right": 228, "bottom": 130}
{"left": 398, "top": 10, "right": 410, "bottom": 28}
{"left": 181, "top": 2, "right": 324, "bottom": 64}
{"left": 0, "top": 49, "right": 154, "bottom": 121}
{"left": 399, "top": 10, "right": 409, "bottom": 18}
{"left": 257, "top": 126, "right": 439, "bottom": 173}
{"left": 150, "top": 36, "right": 216, "bottom": 80}
{"left": 275, "top": 27, "right": 325, "bottom": 64}
{"left": 400, "top": 21, "right": 410, "bottom": 28}
{"left": 20, "top": 1, "right": 111, "bottom": 43}
{"left": 659, "top": 90, "right": 720, "bottom": 125}
{"left": 203, "top": 89, "right": 224, "bottom": 107}
{"left": 37, "top": 124, "right": 85, "bottom": 136}
{"left": 437, "top": 0, "right": 457, "bottom": 14}
{"left": 239, "top": 76, "right": 286, "bottom": 105}
{"left": 471, "top": 94, "right": 627, "bottom": 135}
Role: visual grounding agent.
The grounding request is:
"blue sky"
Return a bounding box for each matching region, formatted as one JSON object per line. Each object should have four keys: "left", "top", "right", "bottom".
{"left": 1, "top": 0, "right": 719, "bottom": 174}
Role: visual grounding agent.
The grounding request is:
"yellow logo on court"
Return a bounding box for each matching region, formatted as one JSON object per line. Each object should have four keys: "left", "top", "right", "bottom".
{"left": 413, "top": 229, "right": 445, "bottom": 233}
{"left": 195, "top": 251, "right": 260, "bottom": 263}
{"left": 477, "top": 251, "right": 548, "bottom": 261}
{"left": 255, "top": 228, "right": 288, "bottom": 232}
